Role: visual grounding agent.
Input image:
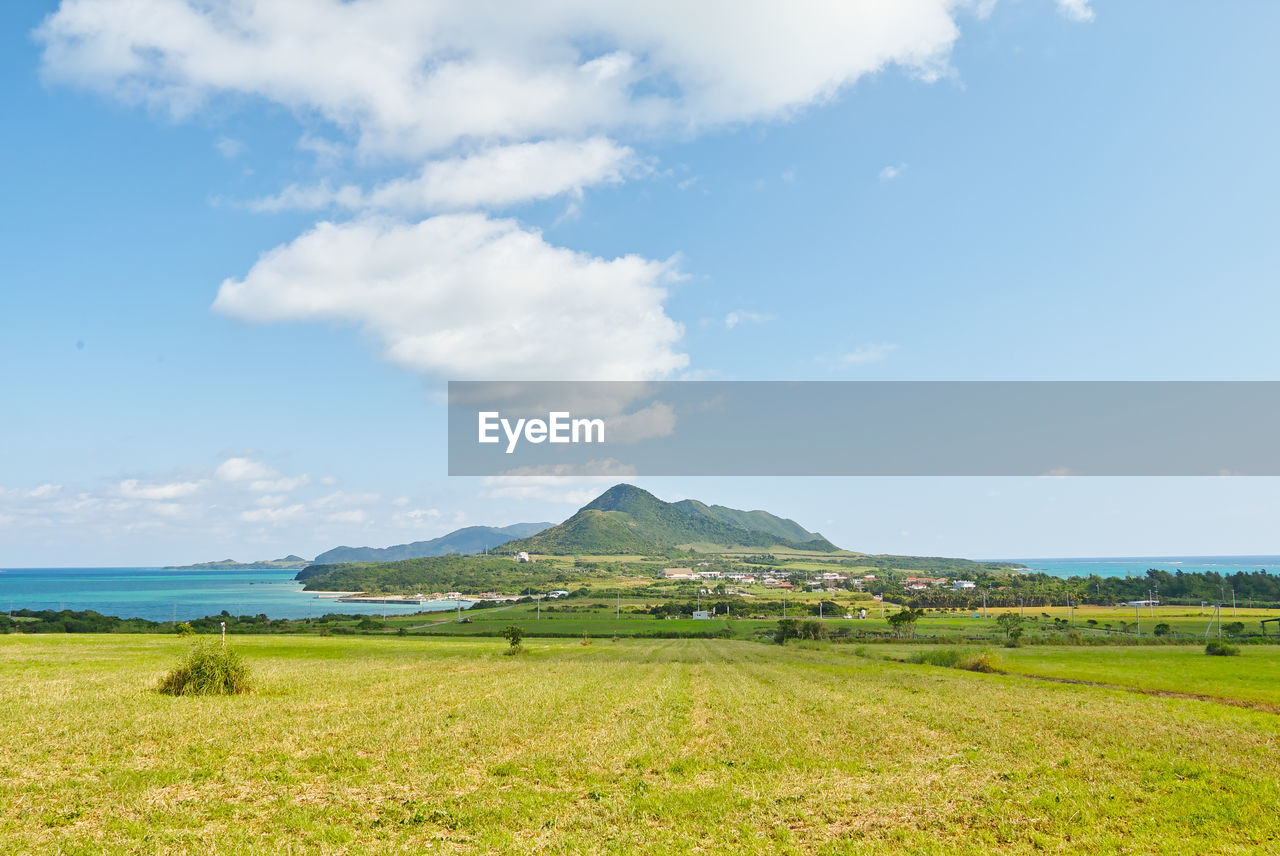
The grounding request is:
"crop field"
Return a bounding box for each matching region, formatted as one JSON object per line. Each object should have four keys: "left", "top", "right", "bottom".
{"left": 388, "top": 600, "right": 1280, "bottom": 644}
{"left": 3, "top": 635, "right": 1279, "bottom": 855}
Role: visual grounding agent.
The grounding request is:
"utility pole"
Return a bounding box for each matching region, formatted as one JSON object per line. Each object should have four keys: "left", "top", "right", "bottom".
{"left": 782, "top": 592, "right": 787, "bottom": 619}
{"left": 616, "top": 590, "right": 620, "bottom": 621}
{"left": 982, "top": 590, "right": 987, "bottom": 619}
{"left": 1134, "top": 603, "right": 1141, "bottom": 637}
{"left": 1232, "top": 588, "right": 1237, "bottom": 617}
{"left": 537, "top": 595, "right": 541, "bottom": 620}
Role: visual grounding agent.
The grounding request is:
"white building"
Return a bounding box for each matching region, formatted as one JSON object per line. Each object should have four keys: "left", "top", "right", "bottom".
{"left": 952, "top": 580, "right": 976, "bottom": 590}
{"left": 515, "top": 552, "right": 531, "bottom": 563}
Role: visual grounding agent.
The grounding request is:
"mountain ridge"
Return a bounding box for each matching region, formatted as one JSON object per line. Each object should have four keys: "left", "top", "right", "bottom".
{"left": 500, "top": 484, "right": 838, "bottom": 555}
{"left": 313, "top": 523, "right": 553, "bottom": 564}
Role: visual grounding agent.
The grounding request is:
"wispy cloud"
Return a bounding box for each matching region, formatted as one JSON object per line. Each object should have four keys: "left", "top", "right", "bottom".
{"left": 213, "top": 136, "right": 244, "bottom": 158}
{"left": 1054, "top": 0, "right": 1095, "bottom": 23}
{"left": 724, "top": 310, "right": 773, "bottom": 329}
{"left": 118, "top": 479, "right": 204, "bottom": 500}
{"left": 878, "top": 163, "right": 907, "bottom": 182}
{"left": 838, "top": 343, "right": 898, "bottom": 366}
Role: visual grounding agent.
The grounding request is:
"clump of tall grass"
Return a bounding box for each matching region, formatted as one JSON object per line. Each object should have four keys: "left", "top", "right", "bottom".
{"left": 907, "top": 648, "right": 996, "bottom": 673}
{"left": 157, "top": 640, "right": 251, "bottom": 696}
{"left": 1205, "top": 640, "right": 1240, "bottom": 657}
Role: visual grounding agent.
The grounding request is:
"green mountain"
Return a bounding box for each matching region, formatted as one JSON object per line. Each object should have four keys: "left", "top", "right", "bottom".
{"left": 500, "top": 484, "right": 839, "bottom": 555}
{"left": 312, "top": 523, "right": 553, "bottom": 564}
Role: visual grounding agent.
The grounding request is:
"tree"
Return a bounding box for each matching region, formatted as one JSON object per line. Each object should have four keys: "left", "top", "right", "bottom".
{"left": 501, "top": 624, "right": 524, "bottom": 650}
{"left": 1153, "top": 623, "right": 1171, "bottom": 637}
{"left": 774, "top": 619, "right": 798, "bottom": 645}
{"left": 887, "top": 608, "right": 923, "bottom": 639}
{"left": 1224, "top": 621, "right": 1245, "bottom": 637}
{"left": 995, "top": 612, "right": 1023, "bottom": 639}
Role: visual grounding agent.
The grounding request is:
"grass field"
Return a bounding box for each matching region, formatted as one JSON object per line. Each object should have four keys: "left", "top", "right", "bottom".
{"left": 382, "top": 600, "right": 1280, "bottom": 644}
{"left": 2, "top": 635, "right": 1279, "bottom": 854}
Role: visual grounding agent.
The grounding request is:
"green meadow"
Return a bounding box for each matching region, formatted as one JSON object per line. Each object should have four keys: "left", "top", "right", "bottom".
{"left": 3, "top": 634, "right": 1279, "bottom": 855}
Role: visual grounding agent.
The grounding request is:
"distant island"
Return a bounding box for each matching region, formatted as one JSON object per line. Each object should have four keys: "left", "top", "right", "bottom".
{"left": 312, "top": 523, "right": 553, "bottom": 564}
{"left": 166, "top": 555, "right": 310, "bottom": 570}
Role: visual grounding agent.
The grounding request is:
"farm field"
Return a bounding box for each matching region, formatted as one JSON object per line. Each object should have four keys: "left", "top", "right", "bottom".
{"left": 995, "top": 645, "right": 1280, "bottom": 708}
{"left": 2, "top": 635, "right": 1279, "bottom": 854}
{"left": 396, "top": 600, "right": 1280, "bottom": 643}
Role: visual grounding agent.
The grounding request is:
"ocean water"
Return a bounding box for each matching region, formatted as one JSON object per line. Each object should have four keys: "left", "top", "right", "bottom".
{"left": 0, "top": 567, "right": 468, "bottom": 622}
{"left": 1006, "top": 556, "right": 1280, "bottom": 579}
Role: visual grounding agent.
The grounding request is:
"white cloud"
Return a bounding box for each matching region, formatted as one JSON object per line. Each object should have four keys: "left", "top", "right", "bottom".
{"left": 118, "top": 479, "right": 203, "bottom": 500}
{"left": 1054, "top": 0, "right": 1095, "bottom": 23}
{"left": 326, "top": 509, "right": 368, "bottom": 524}
{"left": 38, "top": 1, "right": 1004, "bottom": 386}
{"left": 724, "top": 310, "right": 772, "bottom": 329}
{"left": 213, "top": 214, "right": 688, "bottom": 380}
{"left": 214, "top": 457, "right": 306, "bottom": 492}
{"left": 839, "top": 343, "right": 898, "bottom": 366}
{"left": 879, "top": 163, "right": 906, "bottom": 181}
{"left": 394, "top": 507, "right": 441, "bottom": 527}
{"left": 251, "top": 138, "right": 640, "bottom": 214}
{"left": 239, "top": 504, "right": 305, "bottom": 523}
{"left": 482, "top": 461, "right": 637, "bottom": 502}
{"left": 27, "top": 483, "right": 62, "bottom": 498}
{"left": 213, "top": 136, "right": 243, "bottom": 158}
{"left": 37, "top": 1, "right": 970, "bottom": 158}
{"left": 151, "top": 502, "right": 186, "bottom": 518}
{"left": 215, "top": 457, "right": 277, "bottom": 482}
{"left": 249, "top": 475, "right": 309, "bottom": 493}
{"left": 313, "top": 490, "right": 379, "bottom": 509}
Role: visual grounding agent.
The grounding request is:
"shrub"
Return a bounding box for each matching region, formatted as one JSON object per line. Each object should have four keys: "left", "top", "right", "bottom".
{"left": 797, "top": 619, "right": 829, "bottom": 641}
{"left": 1153, "top": 623, "right": 1171, "bottom": 637}
{"left": 174, "top": 622, "right": 194, "bottom": 636}
{"left": 1205, "top": 640, "right": 1240, "bottom": 656}
{"left": 157, "top": 640, "right": 251, "bottom": 696}
{"left": 501, "top": 624, "right": 524, "bottom": 651}
{"left": 907, "top": 649, "right": 996, "bottom": 672}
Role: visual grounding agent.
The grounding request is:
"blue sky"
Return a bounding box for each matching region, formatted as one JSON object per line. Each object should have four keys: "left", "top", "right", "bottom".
{"left": 4, "top": 0, "right": 1280, "bottom": 565}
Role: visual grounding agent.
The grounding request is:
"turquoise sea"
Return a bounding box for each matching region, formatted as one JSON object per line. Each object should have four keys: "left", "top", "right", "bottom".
{"left": 4, "top": 557, "right": 1278, "bottom": 621}
{"left": 1005, "top": 555, "right": 1280, "bottom": 579}
{"left": 0, "top": 567, "right": 468, "bottom": 622}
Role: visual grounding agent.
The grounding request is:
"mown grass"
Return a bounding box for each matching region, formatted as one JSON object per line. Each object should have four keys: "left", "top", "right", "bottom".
{"left": 1, "top": 635, "right": 1278, "bottom": 854}
{"left": 993, "top": 644, "right": 1280, "bottom": 707}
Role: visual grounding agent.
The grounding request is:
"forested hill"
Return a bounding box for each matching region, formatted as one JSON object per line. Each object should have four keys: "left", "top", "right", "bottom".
{"left": 313, "top": 523, "right": 552, "bottom": 564}
{"left": 500, "top": 484, "right": 839, "bottom": 555}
